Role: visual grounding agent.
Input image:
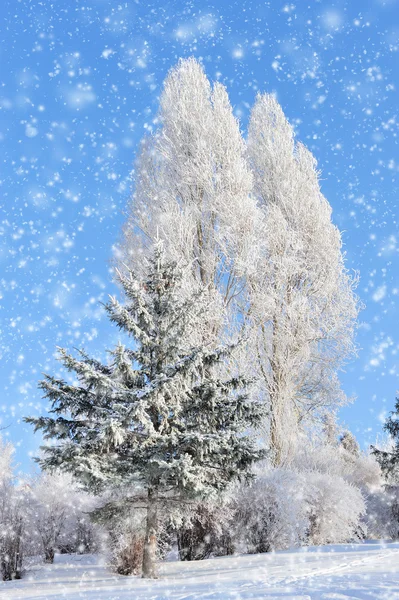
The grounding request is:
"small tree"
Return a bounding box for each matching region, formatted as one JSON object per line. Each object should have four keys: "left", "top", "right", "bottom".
{"left": 340, "top": 430, "right": 360, "bottom": 458}
{"left": 0, "top": 437, "right": 26, "bottom": 581}
{"left": 30, "top": 470, "right": 94, "bottom": 562}
{"left": 26, "top": 242, "right": 265, "bottom": 578}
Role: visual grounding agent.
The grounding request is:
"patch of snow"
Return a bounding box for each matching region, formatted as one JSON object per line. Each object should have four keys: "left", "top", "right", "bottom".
{"left": 3, "top": 542, "right": 399, "bottom": 599}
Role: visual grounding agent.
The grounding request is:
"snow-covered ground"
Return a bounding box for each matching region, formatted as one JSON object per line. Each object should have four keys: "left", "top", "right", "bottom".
{"left": 2, "top": 542, "right": 399, "bottom": 600}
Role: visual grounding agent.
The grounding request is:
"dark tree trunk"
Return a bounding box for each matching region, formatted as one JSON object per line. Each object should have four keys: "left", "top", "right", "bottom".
{"left": 1, "top": 558, "right": 12, "bottom": 582}
{"left": 142, "top": 487, "right": 158, "bottom": 579}
{"left": 1, "top": 553, "right": 22, "bottom": 581}
{"left": 45, "top": 547, "right": 55, "bottom": 563}
{"left": 1, "top": 521, "right": 23, "bottom": 580}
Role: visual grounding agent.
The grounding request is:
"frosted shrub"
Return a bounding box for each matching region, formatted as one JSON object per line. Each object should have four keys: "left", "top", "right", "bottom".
{"left": 104, "top": 507, "right": 175, "bottom": 575}
{"left": 291, "top": 436, "right": 368, "bottom": 544}
{"left": 305, "top": 472, "right": 366, "bottom": 545}
{"left": 109, "top": 519, "right": 145, "bottom": 576}
{"left": 176, "top": 501, "right": 234, "bottom": 561}
{"left": 235, "top": 468, "right": 308, "bottom": 553}
{"left": 366, "top": 485, "right": 399, "bottom": 540}
{"left": 345, "top": 452, "right": 382, "bottom": 490}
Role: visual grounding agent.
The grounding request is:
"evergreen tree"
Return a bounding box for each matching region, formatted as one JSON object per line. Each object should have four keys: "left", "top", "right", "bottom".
{"left": 372, "top": 395, "right": 399, "bottom": 480}
{"left": 340, "top": 430, "right": 360, "bottom": 458}
{"left": 26, "top": 242, "right": 265, "bottom": 578}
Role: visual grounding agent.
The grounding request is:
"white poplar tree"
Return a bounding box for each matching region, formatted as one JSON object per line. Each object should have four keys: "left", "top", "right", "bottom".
{"left": 247, "top": 93, "right": 359, "bottom": 464}
{"left": 122, "top": 57, "right": 259, "bottom": 344}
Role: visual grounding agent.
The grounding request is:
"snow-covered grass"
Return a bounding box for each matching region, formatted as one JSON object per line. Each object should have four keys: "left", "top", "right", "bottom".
{"left": 3, "top": 542, "right": 399, "bottom": 599}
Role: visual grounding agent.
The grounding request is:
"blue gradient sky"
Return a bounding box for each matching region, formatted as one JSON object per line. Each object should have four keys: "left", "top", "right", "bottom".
{"left": 0, "top": 0, "right": 398, "bottom": 470}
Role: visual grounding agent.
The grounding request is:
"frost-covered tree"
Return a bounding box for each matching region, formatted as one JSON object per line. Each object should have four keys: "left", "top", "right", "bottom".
{"left": 0, "top": 437, "right": 26, "bottom": 581}
{"left": 122, "top": 57, "right": 259, "bottom": 345}
{"left": 30, "top": 472, "right": 71, "bottom": 563}
{"left": 29, "top": 470, "right": 95, "bottom": 562}
{"left": 26, "top": 242, "right": 264, "bottom": 578}
{"left": 247, "top": 93, "right": 359, "bottom": 464}
{"left": 340, "top": 430, "right": 360, "bottom": 457}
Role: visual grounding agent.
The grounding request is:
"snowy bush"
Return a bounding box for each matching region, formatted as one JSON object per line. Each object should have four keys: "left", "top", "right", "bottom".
{"left": 99, "top": 502, "right": 175, "bottom": 575}
{"left": 304, "top": 472, "right": 366, "bottom": 545}
{"left": 235, "top": 467, "right": 308, "bottom": 553}
{"left": 176, "top": 501, "right": 235, "bottom": 561}
{"left": 366, "top": 485, "right": 399, "bottom": 540}
{"left": 290, "top": 436, "right": 368, "bottom": 544}
{"left": 106, "top": 511, "right": 146, "bottom": 576}
{"left": 233, "top": 435, "right": 369, "bottom": 555}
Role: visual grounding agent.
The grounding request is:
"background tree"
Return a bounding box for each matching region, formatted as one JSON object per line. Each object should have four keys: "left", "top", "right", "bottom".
{"left": 0, "top": 437, "right": 26, "bottom": 581}
{"left": 29, "top": 470, "right": 95, "bottom": 562}
{"left": 372, "top": 395, "right": 399, "bottom": 480}
{"left": 26, "top": 242, "right": 265, "bottom": 578}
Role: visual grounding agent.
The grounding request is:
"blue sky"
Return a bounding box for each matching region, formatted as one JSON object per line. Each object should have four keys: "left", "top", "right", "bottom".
{"left": 0, "top": 0, "right": 398, "bottom": 471}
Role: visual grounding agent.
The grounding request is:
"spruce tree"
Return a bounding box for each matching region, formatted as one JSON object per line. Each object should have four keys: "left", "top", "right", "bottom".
{"left": 372, "top": 395, "right": 399, "bottom": 480}
{"left": 26, "top": 242, "right": 265, "bottom": 578}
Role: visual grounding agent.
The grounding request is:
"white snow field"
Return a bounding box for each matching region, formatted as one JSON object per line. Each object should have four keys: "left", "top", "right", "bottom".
{"left": 2, "top": 542, "right": 399, "bottom": 600}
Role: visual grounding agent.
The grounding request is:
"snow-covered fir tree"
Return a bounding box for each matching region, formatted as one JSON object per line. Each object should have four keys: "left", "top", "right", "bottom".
{"left": 26, "top": 241, "right": 265, "bottom": 578}
{"left": 372, "top": 395, "right": 399, "bottom": 480}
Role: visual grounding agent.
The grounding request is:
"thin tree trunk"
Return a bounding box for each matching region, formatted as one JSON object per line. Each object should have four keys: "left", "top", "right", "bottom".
{"left": 142, "top": 487, "right": 158, "bottom": 579}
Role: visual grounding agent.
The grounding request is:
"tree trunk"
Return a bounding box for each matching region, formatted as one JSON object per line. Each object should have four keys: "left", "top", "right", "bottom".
{"left": 142, "top": 487, "right": 158, "bottom": 579}
{"left": 45, "top": 547, "right": 55, "bottom": 563}
{"left": 1, "top": 558, "right": 12, "bottom": 582}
